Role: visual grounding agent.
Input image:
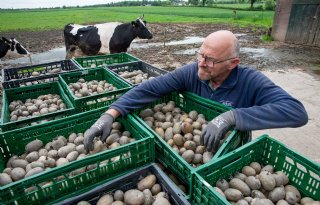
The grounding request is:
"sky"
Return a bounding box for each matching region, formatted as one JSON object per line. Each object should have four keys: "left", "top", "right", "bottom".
{"left": 1, "top": 0, "right": 118, "bottom": 9}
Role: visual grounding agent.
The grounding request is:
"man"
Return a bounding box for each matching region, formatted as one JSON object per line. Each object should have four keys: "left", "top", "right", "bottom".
{"left": 84, "top": 30, "right": 308, "bottom": 152}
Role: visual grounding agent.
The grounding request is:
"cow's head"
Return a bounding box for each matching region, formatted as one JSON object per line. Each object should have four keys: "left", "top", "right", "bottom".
{"left": 1, "top": 37, "right": 32, "bottom": 64}
{"left": 131, "top": 15, "right": 153, "bottom": 39}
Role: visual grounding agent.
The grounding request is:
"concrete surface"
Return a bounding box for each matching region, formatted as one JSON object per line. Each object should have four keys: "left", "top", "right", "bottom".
{"left": 253, "top": 69, "right": 320, "bottom": 164}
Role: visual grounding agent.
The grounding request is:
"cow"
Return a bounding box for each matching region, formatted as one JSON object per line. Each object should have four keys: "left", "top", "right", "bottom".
{"left": 0, "top": 37, "right": 32, "bottom": 64}
{"left": 63, "top": 16, "right": 153, "bottom": 59}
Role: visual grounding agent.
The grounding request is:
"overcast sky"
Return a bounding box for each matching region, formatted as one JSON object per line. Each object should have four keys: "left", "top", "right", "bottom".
{"left": 1, "top": 0, "right": 118, "bottom": 9}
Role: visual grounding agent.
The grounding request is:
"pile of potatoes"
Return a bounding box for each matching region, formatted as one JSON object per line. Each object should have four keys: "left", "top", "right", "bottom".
{"left": 9, "top": 94, "right": 67, "bottom": 122}
{"left": 139, "top": 101, "right": 228, "bottom": 167}
{"left": 0, "top": 121, "right": 135, "bottom": 186}
{"left": 118, "top": 70, "right": 154, "bottom": 84}
{"left": 214, "top": 162, "right": 320, "bottom": 205}
{"left": 77, "top": 174, "right": 173, "bottom": 205}
{"left": 68, "top": 78, "right": 118, "bottom": 98}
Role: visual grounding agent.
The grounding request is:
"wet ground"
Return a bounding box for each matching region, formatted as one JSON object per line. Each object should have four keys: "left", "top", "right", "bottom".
{"left": 1, "top": 23, "right": 320, "bottom": 163}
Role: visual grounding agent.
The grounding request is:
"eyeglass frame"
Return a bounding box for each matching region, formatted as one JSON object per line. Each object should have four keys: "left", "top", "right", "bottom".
{"left": 195, "top": 51, "right": 237, "bottom": 67}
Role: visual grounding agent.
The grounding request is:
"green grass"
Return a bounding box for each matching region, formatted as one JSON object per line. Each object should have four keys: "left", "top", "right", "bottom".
{"left": 0, "top": 6, "right": 274, "bottom": 32}
{"left": 212, "top": 3, "right": 264, "bottom": 9}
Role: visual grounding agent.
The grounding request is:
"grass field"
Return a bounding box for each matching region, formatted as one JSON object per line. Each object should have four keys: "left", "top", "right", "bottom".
{"left": 0, "top": 6, "right": 274, "bottom": 32}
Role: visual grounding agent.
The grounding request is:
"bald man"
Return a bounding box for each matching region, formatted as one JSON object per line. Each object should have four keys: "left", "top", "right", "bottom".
{"left": 84, "top": 30, "right": 308, "bottom": 152}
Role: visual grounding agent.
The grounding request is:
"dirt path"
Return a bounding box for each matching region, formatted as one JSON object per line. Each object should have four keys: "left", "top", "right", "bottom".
{"left": 1, "top": 23, "right": 320, "bottom": 163}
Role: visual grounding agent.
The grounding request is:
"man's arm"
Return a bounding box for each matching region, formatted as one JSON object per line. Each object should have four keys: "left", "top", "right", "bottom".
{"left": 233, "top": 71, "right": 308, "bottom": 131}
{"left": 110, "top": 63, "right": 197, "bottom": 117}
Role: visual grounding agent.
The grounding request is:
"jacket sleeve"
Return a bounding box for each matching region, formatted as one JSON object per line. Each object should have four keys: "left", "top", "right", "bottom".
{"left": 233, "top": 71, "right": 308, "bottom": 131}
{"left": 110, "top": 64, "right": 195, "bottom": 117}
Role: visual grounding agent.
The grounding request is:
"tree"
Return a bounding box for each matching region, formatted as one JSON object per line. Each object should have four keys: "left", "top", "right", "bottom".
{"left": 250, "top": 0, "right": 257, "bottom": 9}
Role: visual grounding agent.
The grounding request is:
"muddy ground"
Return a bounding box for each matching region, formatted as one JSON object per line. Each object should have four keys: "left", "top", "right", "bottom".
{"left": 1, "top": 23, "right": 320, "bottom": 163}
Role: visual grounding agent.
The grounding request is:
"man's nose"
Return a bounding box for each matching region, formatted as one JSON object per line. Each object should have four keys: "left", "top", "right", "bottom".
{"left": 198, "top": 57, "right": 207, "bottom": 66}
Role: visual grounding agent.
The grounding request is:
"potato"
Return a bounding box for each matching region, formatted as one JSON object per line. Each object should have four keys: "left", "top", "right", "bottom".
{"left": 140, "top": 108, "right": 154, "bottom": 118}
{"left": 119, "top": 136, "right": 130, "bottom": 145}
{"left": 235, "top": 199, "right": 249, "bottom": 205}
{"left": 182, "top": 150, "right": 195, "bottom": 163}
{"left": 58, "top": 145, "right": 76, "bottom": 158}
{"left": 202, "top": 152, "right": 213, "bottom": 163}
{"left": 242, "top": 165, "right": 256, "bottom": 176}
{"left": 251, "top": 198, "right": 274, "bottom": 205}
{"left": 164, "top": 127, "right": 173, "bottom": 141}
{"left": 214, "top": 187, "right": 226, "bottom": 198}
{"left": 184, "top": 140, "right": 197, "bottom": 151}
{"left": 111, "top": 201, "right": 124, "bottom": 205}
{"left": 26, "top": 151, "right": 39, "bottom": 163}
{"left": 172, "top": 123, "right": 181, "bottom": 134}
{"left": 155, "top": 127, "right": 165, "bottom": 139}
{"left": 251, "top": 190, "right": 266, "bottom": 199}
{"left": 276, "top": 199, "right": 289, "bottom": 205}
{"left": 234, "top": 172, "right": 247, "bottom": 181}
{"left": 30, "top": 161, "right": 45, "bottom": 169}
{"left": 285, "top": 191, "right": 301, "bottom": 204}
{"left": 245, "top": 176, "right": 261, "bottom": 190}
{"left": 56, "top": 158, "right": 69, "bottom": 166}
{"left": 48, "top": 150, "right": 59, "bottom": 159}
{"left": 216, "top": 179, "right": 229, "bottom": 191}
{"left": 11, "top": 167, "right": 26, "bottom": 181}
{"left": 11, "top": 159, "right": 28, "bottom": 169}
{"left": 250, "top": 162, "right": 262, "bottom": 174}
{"left": 143, "top": 189, "right": 154, "bottom": 205}
{"left": 272, "top": 173, "right": 284, "bottom": 187}
{"left": 181, "top": 122, "right": 193, "bottom": 134}
{"left": 124, "top": 189, "right": 145, "bottom": 205}
{"left": 195, "top": 146, "right": 205, "bottom": 154}
{"left": 97, "top": 194, "right": 113, "bottom": 205}
{"left": 137, "top": 174, "right": 157, "bottom": 191}
{"left": 151, "top": 184, "right": 162, "bottom": 195}
{"left": 38, "top": 148, "right": 48, "bottom": 157}
{"left": 66, "top": 151, "right": 79, "bottom": 162}
{"left": 192, "top": 153, "right": 203, "bottom": 164}
{"left": 224, "top": 188, "right": 243, "bottom": 201}
{"left": 0, "top": 173, "right": 13, "bottom": 186}
{"left": 77, "top": 201, "right": 91, "bottom": 205}
{"left": 173, "top": 134, "right": 184, "bottom": 146}
{"left": 153, "top": 197, "right": 171, "bottom": 205}
{"left": 261, "top": 165, "right": 274, "bottom": 173}
{"left": 229, "top": 178, "right": 251, "bottom": 197}
{"left": 301, "top": 197, "right": 315, "bottom": 205}
{"left": 52, "top": 138, "right": 66, "bottom": 150}
{"left": 25, "top": 167, "right": 44, "bottom": 178}
{"left": 25, "top": 139, "right": 43, "bottom": 152}
{"left": 244, "top": 197, "right": 253, "bottom": 203}
{"left": 275, "top": 171, "right": 289, "bottom": 185}
{"left": 258, "top": 171, "right": 276, "bottom": 191}
{"left": 114, "top": 190, "right": 124, "bottom": 201}
{"left": 268, "top": 186, "right": 285, "bottom": 202}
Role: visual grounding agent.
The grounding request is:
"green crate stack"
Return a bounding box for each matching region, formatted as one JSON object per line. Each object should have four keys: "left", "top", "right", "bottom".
{"left": 72, "top": 53, "right": 140, "bottom": 69}
{"left": 55, "top": 163, "right": 190, "bottom": 205}
{"left": 2, "top": 60, "right": 80, "bottom": 89}
{"left": 0, "top": 107, "right": 154, "bottom": 205}
{"left": 107, "top": 61, "right": 168, "bottom": 86}
{"left": 59, "top": 68, "right": 132, "bottom": 112}
{"left": 133, "top": 91, "right": 251, "bottom": 184}
{"left": 191, "top": 135, "right": 320, "bottom": 205}
{"left": 1, "top": 81, "right": 75, "bottom": 132}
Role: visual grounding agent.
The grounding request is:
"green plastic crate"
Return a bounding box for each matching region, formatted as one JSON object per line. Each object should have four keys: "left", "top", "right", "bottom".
{"left": 0, "top": 107, "right": 155, "bottom": 205}
{"left": 59, "top": 67, "right": 132, "bottom": 112}
{"left": 107, "top": 61, "right": 168, "bottom": 86}
{"left": 1, "top": 82, "right": 75, "bottom": 132}
{"left": 191, "top": 135, "right": 320, "bottom": 205}
{"left": 133, "top": 91, "right": 250, "bottom": 184}
{"left": 55, "top": 163, "right": 190, "bottom": 205}
{"left": 72, "top": 53, "right": 140, "bottom": 69}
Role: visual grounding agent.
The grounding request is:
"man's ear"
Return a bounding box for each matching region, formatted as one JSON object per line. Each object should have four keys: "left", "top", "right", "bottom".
{"left": 229, "top": 57, "right": 240, "bottom": 70}
{"left": 131, "top": 21, "right": 136, "bottom": 27}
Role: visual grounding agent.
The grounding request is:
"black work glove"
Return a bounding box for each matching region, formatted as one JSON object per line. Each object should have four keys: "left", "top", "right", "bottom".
{"left": 84, "top": 113, "right": 114, "bottom": 152}
{"left": 201, "top": 110, "right": 236, "bottom": 153}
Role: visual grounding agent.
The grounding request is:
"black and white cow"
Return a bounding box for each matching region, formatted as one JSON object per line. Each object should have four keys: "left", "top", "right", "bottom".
{"left": 64, "top": 16, "right": 153, "bottom": 59}
{"left": 0, "top": 37, "right": 31, "bottom": 60}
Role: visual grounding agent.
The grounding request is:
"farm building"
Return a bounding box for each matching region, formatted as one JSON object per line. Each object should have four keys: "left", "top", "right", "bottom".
{"left": 272, "top": 0, "right": 320, "bottom": 47}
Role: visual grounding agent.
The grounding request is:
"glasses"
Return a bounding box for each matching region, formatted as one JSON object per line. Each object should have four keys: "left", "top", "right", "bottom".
{"left": 196, "top": 51, "right": 236, "bottom": 67}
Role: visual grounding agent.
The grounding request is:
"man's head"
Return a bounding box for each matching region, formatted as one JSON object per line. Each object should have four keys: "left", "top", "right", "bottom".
{"left": 197, "top": 30, "right": 240, "bottom": 86}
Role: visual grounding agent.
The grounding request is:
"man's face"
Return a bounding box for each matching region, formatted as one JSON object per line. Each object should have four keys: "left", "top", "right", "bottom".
{"left": 197, "top": 46, "right": 234, "bottom": 81}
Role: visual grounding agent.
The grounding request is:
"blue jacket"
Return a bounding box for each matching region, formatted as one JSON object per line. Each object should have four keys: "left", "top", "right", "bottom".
{"left": 110, "top": 62, "right": 308, "bottom": 131}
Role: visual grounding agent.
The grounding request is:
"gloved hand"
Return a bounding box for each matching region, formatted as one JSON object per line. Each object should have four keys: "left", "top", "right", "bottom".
{"left": 84, "top": 113, "right": 114, "bottom": 152}
{"left": 201, "top": 110, "right": 236, "bottom": 153}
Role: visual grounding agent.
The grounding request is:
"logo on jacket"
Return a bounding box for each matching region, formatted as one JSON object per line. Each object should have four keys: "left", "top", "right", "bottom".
{"left": 220, "top": 100, "right": 233, "bottom": 107}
